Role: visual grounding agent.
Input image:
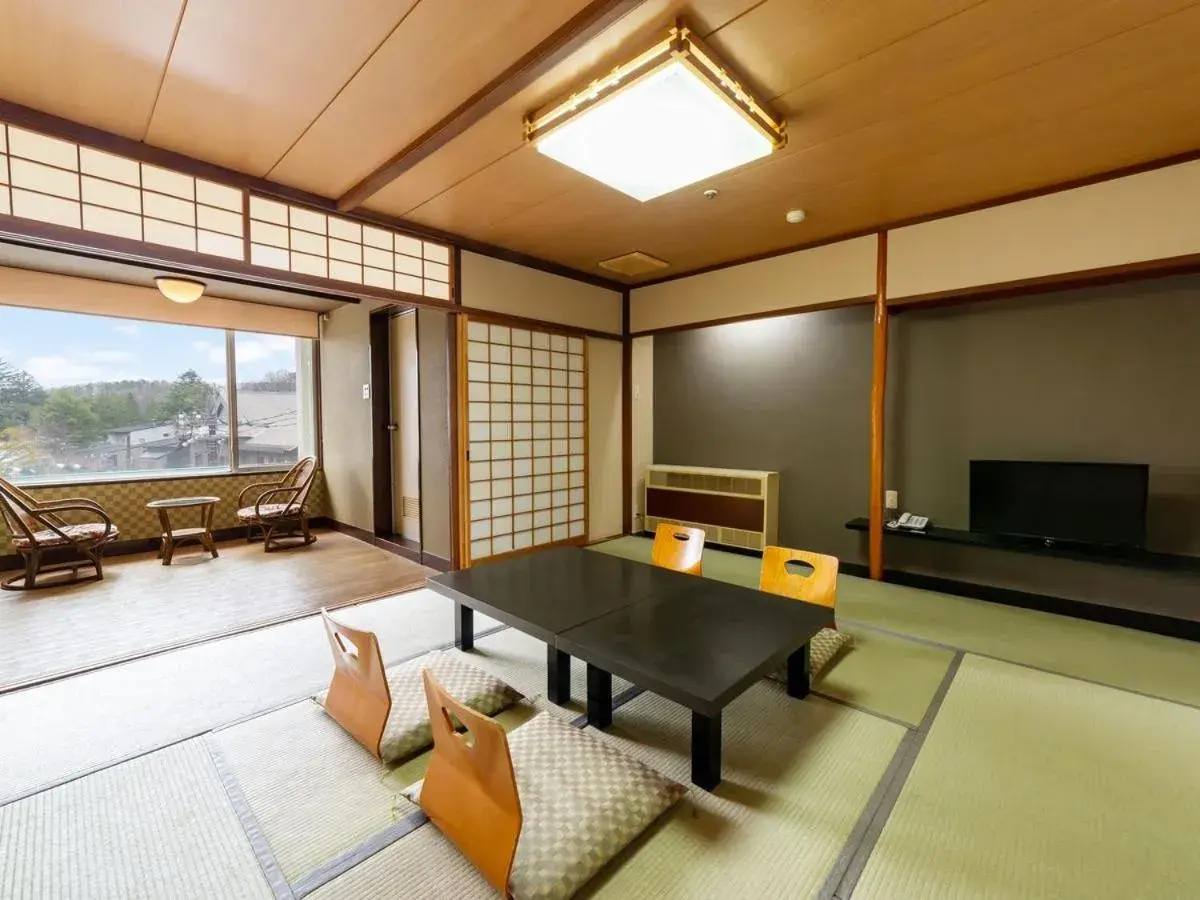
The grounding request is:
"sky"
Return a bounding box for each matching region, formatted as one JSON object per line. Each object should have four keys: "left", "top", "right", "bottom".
{"left": 0, "top": 306, "right": 299, "bottom": 388}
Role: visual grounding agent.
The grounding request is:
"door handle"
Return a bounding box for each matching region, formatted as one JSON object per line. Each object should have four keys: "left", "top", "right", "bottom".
{"left": 386, "top": 424, "right": 399, "bottom": 432}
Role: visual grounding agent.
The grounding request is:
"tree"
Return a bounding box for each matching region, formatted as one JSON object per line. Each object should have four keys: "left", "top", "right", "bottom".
{"left": 32, "top": 389, "right": 103, "bottom": 449}
{"left": 91, "top": 391, "right": 142, "bottom": 431}
{"left": 159, "top": 370, "right": 218, "bottom": 419}
{"left": 0, "top": 359, "right": 46, "bottom": 428}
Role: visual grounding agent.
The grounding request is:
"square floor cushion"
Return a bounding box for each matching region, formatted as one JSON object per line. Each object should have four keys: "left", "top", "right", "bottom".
{"left": 407, "top": 711, "right": 686, "bottom": 900}
{"left": 767, "top": 627, "right": 853, "bottom": 685}
{"left": 316, "top": 650, "right": 521, "bottom": 763}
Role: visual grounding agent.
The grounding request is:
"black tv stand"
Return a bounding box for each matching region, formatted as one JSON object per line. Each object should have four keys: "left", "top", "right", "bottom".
{"left": 844, "top": 518, "right": 1200, "bottom": 575}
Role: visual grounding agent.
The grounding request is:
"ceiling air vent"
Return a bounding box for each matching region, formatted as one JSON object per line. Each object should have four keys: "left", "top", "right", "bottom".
{"left": 598, "top": 251, "right": 669, "bottom": 277}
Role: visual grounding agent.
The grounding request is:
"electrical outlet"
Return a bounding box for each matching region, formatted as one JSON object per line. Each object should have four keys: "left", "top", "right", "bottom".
{"left": 885, "top": 490, "right": 899, "bottom": 509}
{"left": 361, "top": 384, "right": 370, "bottom": 400}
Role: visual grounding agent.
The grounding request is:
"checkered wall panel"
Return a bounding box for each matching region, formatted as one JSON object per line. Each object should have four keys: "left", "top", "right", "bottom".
{"left": 1, "top": 470, "right": 330, "bottom": 556}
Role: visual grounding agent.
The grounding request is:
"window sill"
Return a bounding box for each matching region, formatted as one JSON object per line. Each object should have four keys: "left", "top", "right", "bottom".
{"left": 12, "top": 466, "right": 296, "bottom": 490}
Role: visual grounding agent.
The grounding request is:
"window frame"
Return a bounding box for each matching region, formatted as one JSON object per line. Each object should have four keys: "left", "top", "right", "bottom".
{"left": 1, "top": 313, "right": 320, "bottom": 488}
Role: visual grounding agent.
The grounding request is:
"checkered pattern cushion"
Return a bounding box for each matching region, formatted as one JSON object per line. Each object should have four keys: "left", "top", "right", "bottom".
{"left": 316, "top": 650, "right": 522, "bottom": 764}
{"left": 407, "top": 711, "right": 685, "bottom": 900}
{"left": 767, "top": 627, "right": 852, "bottom": 684}
{"left": 235, "top": 502, "right": 296, "bottom": 521}
{"left": 11, "top": 522, "right": 119, "bottom": 549}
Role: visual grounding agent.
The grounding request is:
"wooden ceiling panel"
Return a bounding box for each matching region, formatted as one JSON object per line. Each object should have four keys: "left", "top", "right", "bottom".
{"left": 144, "top": 0, "right": 420, "bottom": 177}
{"left": 395, "top": 0, "right": 1181, "bottom": 254}
{"left": 704, "top": 0, "right": 980, "bottom": 100}
{"left": 363, "top": 0, "right": 764, "bottom": 218}
{"left": 0, "top": 0, "right": 184, "bottom": 138}
{"left": 267, "top": 0, "right": 598, "bottom": 198}
{"left": 462, "top": 4, "right": 1200, "bottom": 278}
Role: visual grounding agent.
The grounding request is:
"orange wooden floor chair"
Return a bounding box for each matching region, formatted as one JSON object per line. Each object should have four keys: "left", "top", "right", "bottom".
{"left": 419, "top": 668, "right": 522, "bottom": 897}
{"left": 759, "top": 546, "right": 839, "bottom": 625}
{"left": 320, "top": 609, "right": 392, "bottom": 758}
{"left": 650, "top": 523, "right": 705, "bottom": 575}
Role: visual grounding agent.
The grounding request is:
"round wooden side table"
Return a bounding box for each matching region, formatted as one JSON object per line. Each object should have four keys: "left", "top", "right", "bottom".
{"left": 145, "top": 496, "right": 221, "bottom": 565}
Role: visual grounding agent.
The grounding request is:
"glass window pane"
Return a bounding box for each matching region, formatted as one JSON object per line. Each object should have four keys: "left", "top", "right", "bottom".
{"left": 234, "top": 332, "right": 316, "bottom": 468}
{"left": 0, "top": 307, "right": 229, "bottom": 482}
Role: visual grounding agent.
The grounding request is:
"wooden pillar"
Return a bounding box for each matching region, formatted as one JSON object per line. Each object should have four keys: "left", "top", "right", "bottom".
{"left": 869, "top": 232, "right": 888, "bottom": 580}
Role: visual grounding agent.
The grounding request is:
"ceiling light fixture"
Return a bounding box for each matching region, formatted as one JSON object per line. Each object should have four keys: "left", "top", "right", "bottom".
{"left": 155, "top": 276, "right": 206, "bottom": 304}
{"left": 786, "top": 209, "right": 807, "bottom": 224}
{"left": 525, "top": 19, "right": 786, "bottom": 202}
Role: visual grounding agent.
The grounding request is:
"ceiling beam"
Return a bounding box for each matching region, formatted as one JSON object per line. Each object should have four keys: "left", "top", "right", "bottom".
{"left": 336, "top": 0, "right": 646, "bottom": 212}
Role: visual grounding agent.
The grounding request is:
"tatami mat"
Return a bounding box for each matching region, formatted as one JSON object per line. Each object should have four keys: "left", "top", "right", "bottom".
{"left": 0, "top": 588, "right": 502, "bottom": 804}
{"left": 819, "top": 626, "right": 956, "bottom": 727}
{"left": 590, "top": 537, "right": 1200, "bottom": 708}
{"left": 307, "top": 825, "right": 493, "bottom": 900}
{"left": 208, "top": 699, "right": 420, "bottom": 887}
{"left": 575, "top": 683, "right": 905, "bottom": 899}
{"left": 448, "top": 626, "right": 635, "bottom": 715}
{"left": 852, "top": 655, "right": 1200, "bottom": 899}
{"left": 0, "top": 740, "right": 272, "bottom": 900}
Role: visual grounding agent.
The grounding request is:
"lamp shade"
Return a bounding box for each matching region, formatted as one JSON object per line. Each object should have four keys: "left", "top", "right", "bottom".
{"left": 155, "top": 276, "right": 206, "bottom": 304}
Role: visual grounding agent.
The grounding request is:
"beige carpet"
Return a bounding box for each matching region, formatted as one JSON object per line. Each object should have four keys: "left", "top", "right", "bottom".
{"left": 0, "top": 530, "right": 431, "bottom": 692}
{"left": 853, "top": 655, "right": 1200, "bottom": 899}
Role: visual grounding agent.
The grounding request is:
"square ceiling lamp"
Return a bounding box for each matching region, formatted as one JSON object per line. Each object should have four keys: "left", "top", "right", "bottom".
{"left": 524, "top": 20, "right": 786, "bottom": 202}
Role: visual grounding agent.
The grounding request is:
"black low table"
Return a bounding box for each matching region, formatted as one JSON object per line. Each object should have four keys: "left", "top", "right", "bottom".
{"left": 427, "top": 547, "right": 828, "bottom": 789}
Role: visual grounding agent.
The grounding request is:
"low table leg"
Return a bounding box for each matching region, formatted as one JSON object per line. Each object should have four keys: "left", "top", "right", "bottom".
{"left": 455, "top": 603, "right": 474, "bottom": 651}
{"left": 547, "top": 647, "right": 571, "bottom": 705}
{"left": 787, "top": 642, "right": 811, "bottom": 699}
{"left": 586, "top": 664, "right": 612, "bottom": 728}
{"left": 692, "top": 710, "right": 722, "bottom": 790}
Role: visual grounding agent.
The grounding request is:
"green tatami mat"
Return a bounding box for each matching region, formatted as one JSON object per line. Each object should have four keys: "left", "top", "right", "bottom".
{"left": 309, "top": 824, "right": 493, "bottom": 899}
{"left": 209, "top": 700, "right": 419, "bottom": 886}
{"left": 837, "top": 577, "right": 1200, "bottom": 708}
{"left": 579, "top": 683, "right": 906, "bottom": 899}
{"left": 449, "top": 627, "right": 635, "bottom": 714}
{"left": 0, "top": 740, "right": 272, "bottom": 900}
{"left": 853, "top": 655, "right": 1200, "bottom": 900}
{"left": 819, "top": 626, "right": 955, "bottom": 727}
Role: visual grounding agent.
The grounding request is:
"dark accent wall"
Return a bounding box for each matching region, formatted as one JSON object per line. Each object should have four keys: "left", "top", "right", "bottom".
{"left": 654, "top": 306, "right": 874, "bottom": 562}
{"left": 654, "top": 274, "right": 1200, "bottom": 622}
{"left": 418, "top": 310, "right": 452, "bottom": 561}
{"left": 886, "top": 274, "right": 1200, "bottom": 620}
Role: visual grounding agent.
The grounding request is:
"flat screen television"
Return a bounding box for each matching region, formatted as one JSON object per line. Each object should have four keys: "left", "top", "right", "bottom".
{"left": 969, "top": 460, "right": 1149, "bottom": 548}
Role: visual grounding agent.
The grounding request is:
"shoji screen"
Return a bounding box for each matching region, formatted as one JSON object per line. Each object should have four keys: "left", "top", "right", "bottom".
{"left": 464, "top": 317, "right": 587, "bottom": 563}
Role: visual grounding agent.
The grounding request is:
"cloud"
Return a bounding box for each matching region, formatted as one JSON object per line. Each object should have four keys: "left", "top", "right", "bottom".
{"left": 113, "top": 323, "right": 140, "bottom": 336}
{"left": 24, "top": 355, "right": 144, "bottom": 387}
{"left": 192, "top": 339, "right": 226, "bottom": 365}
{"left": 236, "top": 334, "right": 295, "bottom": 364}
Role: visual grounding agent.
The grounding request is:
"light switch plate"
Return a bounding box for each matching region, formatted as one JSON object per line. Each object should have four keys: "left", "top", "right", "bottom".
{"left": 885, "top": 490, "right": 898, "bottom": 509}
{"left": 362, "top": 384, "right": 370, "bottom": 400}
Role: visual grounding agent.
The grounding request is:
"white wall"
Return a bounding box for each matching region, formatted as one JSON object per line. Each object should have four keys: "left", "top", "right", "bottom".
{"left": 631, "top": 336, "right": 654, "bottom": 533}
{"left": 888, "top": 159, "right": 1200, "bottom": 298}
{"left": 461, "top": 251, "right": 622, "bottom": 335}
{"left": 587, "top": 336, "right": 623, "bottom": 541}
{"left": 629, "top": 235, "right": 878, "bottom": 333}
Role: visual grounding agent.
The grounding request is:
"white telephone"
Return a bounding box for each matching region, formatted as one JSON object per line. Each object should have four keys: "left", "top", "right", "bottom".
{"left": 888, "top": 512, "right": 930, "bottom": 532}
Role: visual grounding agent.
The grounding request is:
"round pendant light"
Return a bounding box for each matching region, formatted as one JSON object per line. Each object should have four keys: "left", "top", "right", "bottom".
{"left": 155, "top": 276, "right": 206, "bottom": 304}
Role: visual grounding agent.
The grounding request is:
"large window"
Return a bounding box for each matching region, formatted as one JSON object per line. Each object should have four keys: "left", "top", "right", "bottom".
{"left": 0, "top": 306, "right": 315, "bottom": 483}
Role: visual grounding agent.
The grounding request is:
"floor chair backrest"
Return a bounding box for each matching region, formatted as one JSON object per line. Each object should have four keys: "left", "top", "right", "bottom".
{"left": 759, "top": 546, "right": 839, "bottom": 610}
{"left": 651, "top": 523, "right": 705, "bottom": 575}
{"left": 321, "top": 609, "right": 391, "bottom": 757}
{"left": 419, "top": 668, "right": 522, "bottom": 897}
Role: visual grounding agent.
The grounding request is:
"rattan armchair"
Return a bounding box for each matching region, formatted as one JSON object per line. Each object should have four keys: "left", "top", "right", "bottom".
{"left": 236, "top": 456, "right": 318, "bottom": 552}
{"left": 0, "top": 475, "right": 119, "bottom": 590}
